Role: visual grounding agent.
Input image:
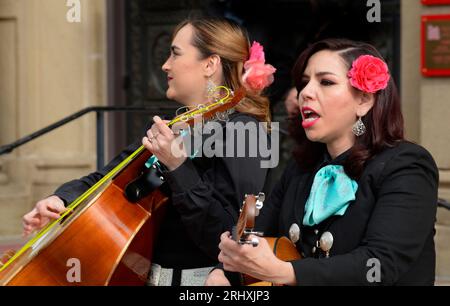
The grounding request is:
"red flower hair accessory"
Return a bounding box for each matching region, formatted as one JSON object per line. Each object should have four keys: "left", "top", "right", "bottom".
{"left": 347, "top": 55, "right": 390, "bottom": 94}
{"left": 242, "top": 41, "right": 276, "bottom": 92}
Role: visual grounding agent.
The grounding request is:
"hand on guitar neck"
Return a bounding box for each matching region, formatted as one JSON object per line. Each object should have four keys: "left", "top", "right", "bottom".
{"left": 206, "top": 194, "right": 300, "bottom": 286}
{"left": 217, "top": 231, "right": 297, "bottom": 286}
{"left": 142, "top": 116, "right": 187, "bottom": 171}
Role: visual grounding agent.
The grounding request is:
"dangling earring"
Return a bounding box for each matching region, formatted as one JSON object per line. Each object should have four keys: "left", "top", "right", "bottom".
{"left": 206, "top": 78, "right": 217, "bottom": 99}
{"left": 352, "top": 117, "right": 366, "bottom": 137}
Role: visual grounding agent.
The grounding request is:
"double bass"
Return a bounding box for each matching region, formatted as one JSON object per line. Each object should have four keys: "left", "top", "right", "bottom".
{"left": 0, "top": 86, "right": 245, "bottom": 286}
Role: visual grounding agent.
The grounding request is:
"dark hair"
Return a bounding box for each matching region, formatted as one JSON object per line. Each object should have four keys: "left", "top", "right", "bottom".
{"left": 290, "top": 38, "right": 404, "bottom": 179}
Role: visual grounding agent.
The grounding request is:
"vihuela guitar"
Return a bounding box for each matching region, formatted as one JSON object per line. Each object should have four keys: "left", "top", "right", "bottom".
{"left": 232, "top": 193, "right": 302, "bottom": 286}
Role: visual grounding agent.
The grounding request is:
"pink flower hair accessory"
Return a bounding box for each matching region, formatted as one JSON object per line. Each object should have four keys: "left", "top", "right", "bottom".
{"left": 347, "top": 55, "right": 390, "bottom": 94}
{"left": 242, "top": 41, "right": 276, "bottom": 92}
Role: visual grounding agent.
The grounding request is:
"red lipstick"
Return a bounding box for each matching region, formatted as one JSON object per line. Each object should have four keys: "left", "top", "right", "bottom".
{"left": 301, "top": 106, "right": 321, "bottom": 129}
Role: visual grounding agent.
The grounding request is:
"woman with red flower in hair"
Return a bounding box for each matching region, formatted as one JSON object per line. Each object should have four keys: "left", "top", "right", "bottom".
{"left": 206, "top": 39, "right": 438, "bottom": 286}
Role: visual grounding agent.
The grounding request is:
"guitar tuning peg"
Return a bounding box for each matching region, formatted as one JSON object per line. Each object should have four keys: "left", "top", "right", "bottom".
{"left": 241, "top": 237, "right": 259, "bottom": 247}
{"left": 255, "top": 192, "right": 265, "bottom": 210}
{"left": 249, "top": 237, "right": 259, "bottom": 247}
{"left": 257, "top": 192, "right": 265, "bottom": 202}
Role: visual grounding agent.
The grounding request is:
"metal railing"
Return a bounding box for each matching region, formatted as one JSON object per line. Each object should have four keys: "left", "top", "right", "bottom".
{"left": 0, "top": 106, "right": 174, "bottom": 170}
{"left": 438, "top": 198, "right": 450, "bottom": 211}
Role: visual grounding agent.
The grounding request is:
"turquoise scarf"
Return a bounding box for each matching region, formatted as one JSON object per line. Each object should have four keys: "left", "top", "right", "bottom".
{"left": 303, "top": 165, "right": 358, "bottom": 226}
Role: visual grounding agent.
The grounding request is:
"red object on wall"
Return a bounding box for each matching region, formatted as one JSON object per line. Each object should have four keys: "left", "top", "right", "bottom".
{"left": 422, "top": 0, "right": 450, "bottom": 5}
{"left": 421, "top": 15, "right": 450, "bottom": 76}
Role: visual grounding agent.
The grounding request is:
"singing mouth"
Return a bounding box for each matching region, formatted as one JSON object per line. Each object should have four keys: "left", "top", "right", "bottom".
{"left": 301, "top": 107, "right": 321, "bottom": 128}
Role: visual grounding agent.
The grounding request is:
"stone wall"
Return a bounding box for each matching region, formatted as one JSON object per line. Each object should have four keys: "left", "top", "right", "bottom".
{"left": 402, "top": 0, "right": 450, "bottom": 283}
{"left": 0, "top": 0, "right": 106, "bottom": 241}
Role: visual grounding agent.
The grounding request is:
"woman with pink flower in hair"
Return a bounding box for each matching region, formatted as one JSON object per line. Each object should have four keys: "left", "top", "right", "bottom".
{"left": 206, "top": 39, "right": 438, "bottom": 286}
{"left": 22, "top": 17, "right": 276, "bottom": 286}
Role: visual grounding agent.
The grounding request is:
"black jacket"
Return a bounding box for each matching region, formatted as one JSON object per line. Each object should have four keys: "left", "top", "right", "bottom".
{"left": 255, "top": 141, "right": 438, "bottom": 285}
{"left": 54, "top": 112, "right": 269, "bottom": 269}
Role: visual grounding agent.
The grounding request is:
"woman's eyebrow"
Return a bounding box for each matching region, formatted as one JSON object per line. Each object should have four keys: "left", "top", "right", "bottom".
{"left": 302, "top": 71, "right": 337, "bottom": 78}
{"left": 171, "top": 45, "right": 181, "bottom": 52}
{"left": 315, "top": 71, "right": 337, "bottom": 77}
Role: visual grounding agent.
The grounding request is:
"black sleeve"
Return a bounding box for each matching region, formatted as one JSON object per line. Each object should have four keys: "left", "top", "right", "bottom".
{"left": 162, "top": 115, "right": 269, "bottom": 260}
{"left": 53, "top": 121, "right": 154, "bottom": 205}
{"left": 254, "top": 159, "right": 297, "bottom": 236}
{"left": 291, "top": 145, "right": 439, "bottom": 285}
{"left": 53, "top": 140, "right": 142, "bottom": 205}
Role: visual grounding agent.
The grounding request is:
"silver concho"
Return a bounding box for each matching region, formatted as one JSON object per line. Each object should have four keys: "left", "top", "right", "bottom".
{"left": 289, "top": 223, "right": 301, "bottom": 244}
{"left": 319, "top": 231, "right": 334, "bottom": 258}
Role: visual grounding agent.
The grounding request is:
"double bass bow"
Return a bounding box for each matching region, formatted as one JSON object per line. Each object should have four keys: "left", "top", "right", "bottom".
{"left": 0, "top": 86, "right": 245, "bottom": 286}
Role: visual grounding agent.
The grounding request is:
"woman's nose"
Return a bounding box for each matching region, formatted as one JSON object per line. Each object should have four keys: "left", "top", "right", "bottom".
{"left": 162, "top": 59, "right": 170, "bottom": 72}
{"left": 300, "top": 82, "right": 314, "bottom": 102}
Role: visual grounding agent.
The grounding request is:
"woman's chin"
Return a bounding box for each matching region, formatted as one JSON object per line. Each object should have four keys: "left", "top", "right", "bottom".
{"left": 165, "top": 90, "right": 176, "bottom": 101}
{"left": 305, "top": 131, "right": 323, "bottom": 143}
